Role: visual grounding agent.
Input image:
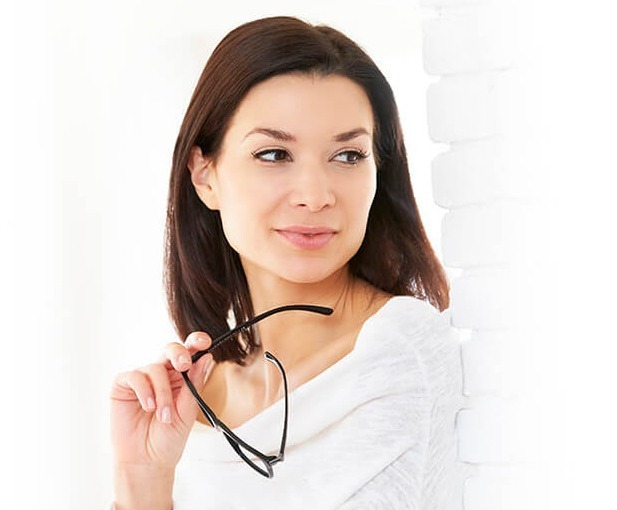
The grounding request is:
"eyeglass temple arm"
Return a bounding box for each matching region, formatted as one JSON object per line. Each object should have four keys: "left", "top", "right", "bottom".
{"left": 181, "top": 352, "right": 288, "bottom": 457}
{"left": 265, "top": 351, "right": 289, "bottom": 461}
{"left": 180, "top": 371, "right": 218, "bottom": 428}
{"left": 190, "top": 304, "right": 333, "bottom": 363}
{"left": 182, "top": 366, "right": 279, "bottom": 478}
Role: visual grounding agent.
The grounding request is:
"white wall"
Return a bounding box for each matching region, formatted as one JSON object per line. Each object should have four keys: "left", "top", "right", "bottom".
{"left": 4, "top": 1, "right": 616, "bottom": 509}
{"left": 421, "top": 0, "right": 544, "bottom": 507}
{"left": 421, "top": 1, "right": 617, "bottom": 509}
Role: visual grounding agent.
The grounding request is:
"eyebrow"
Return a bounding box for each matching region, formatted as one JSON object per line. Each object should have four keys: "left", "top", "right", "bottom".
{"left": 243, "top": 127, "right": 371, "bottom": 143}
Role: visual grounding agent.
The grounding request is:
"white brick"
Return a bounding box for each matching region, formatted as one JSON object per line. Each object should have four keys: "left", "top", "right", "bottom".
{"left": 426, "top": 73, "right": 505, "bottom": 143}
{"left": 431, "top": 138, "right": 538, "bottom": 208}
{"left": 432, "top": 140, "right": 503, "bottom": 208}
{"left": 450, "top": 270, "right": 528, "bottom": 330}
{"left": 464, "top": 466, "right": 548, "bottom": 510}
{"left": 440, "top": 201, "right": 532, "bottom": 267}
{"left": 463, "top": 328, "right": 546, "bottom": 398}
{"left": 457, "top": 398, "right": 534, "bottom": 463}
{"left": 462, "top": 331, "right": 521, "bottom": 396}
{"left": 422, "top": 3, "right": 514, "bottom": 75}
{"left": 419, "top": 0, "right": 490, "bottom": 7}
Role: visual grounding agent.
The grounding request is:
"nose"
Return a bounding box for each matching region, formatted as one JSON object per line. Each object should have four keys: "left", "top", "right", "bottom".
{"left": 288, "top": 162, "right": 336, "bottom": 212}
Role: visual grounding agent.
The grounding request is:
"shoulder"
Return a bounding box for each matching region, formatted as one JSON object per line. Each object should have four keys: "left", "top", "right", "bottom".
{"left": 362, "top": 295, "right": 456, "bottom": 352}
{"left": 358, "top": 296, "right": 462, "bottom": 396}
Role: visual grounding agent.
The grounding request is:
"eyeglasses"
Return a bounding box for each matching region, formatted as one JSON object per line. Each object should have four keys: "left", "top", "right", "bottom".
{"left": 181, "top": 304, "right": 333, "bottom": 478}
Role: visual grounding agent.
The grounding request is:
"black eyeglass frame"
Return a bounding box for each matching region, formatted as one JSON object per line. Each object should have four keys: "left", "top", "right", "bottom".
{"left": 181, "top": 304, "right": 333, "bottom": 478}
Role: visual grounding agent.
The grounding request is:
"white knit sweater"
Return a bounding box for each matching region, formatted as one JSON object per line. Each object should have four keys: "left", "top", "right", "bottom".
{"left": 170, "top": 296, "right": 466, "bottom": 509}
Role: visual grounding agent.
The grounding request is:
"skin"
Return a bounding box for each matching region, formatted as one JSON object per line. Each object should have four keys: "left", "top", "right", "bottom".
{"left": 110, "top": 73, "right": 391, "bottom": 509}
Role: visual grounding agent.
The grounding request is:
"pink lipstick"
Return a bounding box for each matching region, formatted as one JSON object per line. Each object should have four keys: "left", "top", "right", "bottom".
{"left": 275, "top": 226, "right": 336, "bottom": 250}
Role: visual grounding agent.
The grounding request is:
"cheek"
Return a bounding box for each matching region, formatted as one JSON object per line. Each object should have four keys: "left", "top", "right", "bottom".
{"left": 218, "top": 200, "right": 255, "bottom": 246}
{"left": 351, "top": 173, "right": 377, "bottom": 221}
{"left": 216, "top": 182, "right": 280, "bottom": 246}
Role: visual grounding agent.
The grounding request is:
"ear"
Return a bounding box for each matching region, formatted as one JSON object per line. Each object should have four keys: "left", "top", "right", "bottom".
{"left": 187, "top": 145, "right": 220, "bottom": 210}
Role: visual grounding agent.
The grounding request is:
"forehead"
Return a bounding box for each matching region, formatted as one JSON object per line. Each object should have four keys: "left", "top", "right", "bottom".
{"left": 225, "top": 73, "right": 375, "bottom": 140}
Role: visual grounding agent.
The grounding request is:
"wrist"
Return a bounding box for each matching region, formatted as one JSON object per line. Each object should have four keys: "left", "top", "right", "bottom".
{"left": 113, "top": 463, "right": 175, "bottom": 510}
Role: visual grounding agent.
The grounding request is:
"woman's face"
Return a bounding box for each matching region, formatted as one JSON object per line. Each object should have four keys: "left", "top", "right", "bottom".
{"left": 189, "top": 73, "right": 377, "bottom": 287}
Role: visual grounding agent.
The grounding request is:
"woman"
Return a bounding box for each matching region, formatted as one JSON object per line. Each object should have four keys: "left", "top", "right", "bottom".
{"left": 110, "top": 16, "right": 463, "bottom": 510}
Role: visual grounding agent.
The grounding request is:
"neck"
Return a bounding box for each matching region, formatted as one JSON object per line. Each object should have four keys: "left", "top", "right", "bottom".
{"left": 228, "top": 266, "right": 388, "bottom": 410}
{"left": 242, "top": 267, "right": 367, "bottom": 357}
{"left": 248, "top": 267, "right": 355, "bottom": 316}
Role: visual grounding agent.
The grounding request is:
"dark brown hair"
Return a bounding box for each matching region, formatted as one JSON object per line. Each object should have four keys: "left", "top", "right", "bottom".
{"left": 165, "top": 16, "right": 449, "bottom": 364}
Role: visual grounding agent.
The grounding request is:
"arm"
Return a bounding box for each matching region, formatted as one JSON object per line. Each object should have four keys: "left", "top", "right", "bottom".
{"left": 113, "top": 464, "right": 174, "bottom": 510}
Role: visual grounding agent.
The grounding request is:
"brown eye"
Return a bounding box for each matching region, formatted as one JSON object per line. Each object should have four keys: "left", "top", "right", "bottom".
{"left": 332, "top": 150, "right": 369, "bottom": 165}
{"left": 253, "top": 149, "right": 291, "bottom": 162}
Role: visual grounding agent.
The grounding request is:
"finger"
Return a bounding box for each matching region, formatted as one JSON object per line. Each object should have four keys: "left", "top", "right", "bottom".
{"left": 184, "top": 332, "right": 213, "bottom": 354}
{"left": 162, "top": 342, "right": 193, "bottom": 372}
{"left": 161, "top": 333, "right": 213, "bottom": 372}
{"left": 186, "top": 352, "right": 215, "bottom": 387}
{"left": 113, "top": 370, "right": 157, "bottom": 413}
{"left": 141, "top": 363, "right": 175, "bottom": 424}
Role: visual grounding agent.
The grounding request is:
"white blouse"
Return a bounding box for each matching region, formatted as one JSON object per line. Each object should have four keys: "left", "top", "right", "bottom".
{"left": 171, "top": 296, "right": 467, "bottom": 509}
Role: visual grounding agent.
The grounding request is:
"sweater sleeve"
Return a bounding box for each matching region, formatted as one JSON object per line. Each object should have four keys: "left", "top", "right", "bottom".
{"left": 338, "top": 303, "right": 467, "bottom": 510}
{"left": 338, "top": 394, "right": 466, "bottom": 510}
{"left": 337, "top": 448, "right": 421, "bottom": 509}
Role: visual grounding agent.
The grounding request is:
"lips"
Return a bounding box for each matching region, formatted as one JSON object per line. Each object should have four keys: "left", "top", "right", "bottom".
{"left": 275, "top": 226, "right": 337, "bottom": 250}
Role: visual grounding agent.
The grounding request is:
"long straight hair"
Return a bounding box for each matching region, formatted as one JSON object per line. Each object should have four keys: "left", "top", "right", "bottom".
{"left": 165, "top": 16, "right": 449, "bottom": 364}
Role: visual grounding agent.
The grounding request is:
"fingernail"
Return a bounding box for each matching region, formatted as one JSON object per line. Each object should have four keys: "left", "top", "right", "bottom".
{"left": 178, "top": 355, "right": 190, "bottom": 369}
{"left": 187, "top": 334, "right": 201, "bottom": 347}
{"left": 161, "top": 406, "right": 172, "bottom": 424}
{"left": 146, "top": 397, "right": 156, "bottom": 410}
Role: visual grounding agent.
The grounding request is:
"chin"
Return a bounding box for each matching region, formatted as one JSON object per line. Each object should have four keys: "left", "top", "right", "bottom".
{"left": 241, "top": 253, "right": 353, "bottom": 287}
{"left": 275, "top": 261, "right": 349, "bottom": 286}
{"left": 283, "top": 274, "right": 335, "bottom": 285}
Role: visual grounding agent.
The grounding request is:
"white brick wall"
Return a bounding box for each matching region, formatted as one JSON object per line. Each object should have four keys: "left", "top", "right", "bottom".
{"left": 420, "top": 0, "right": 538, "bottom": 507}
